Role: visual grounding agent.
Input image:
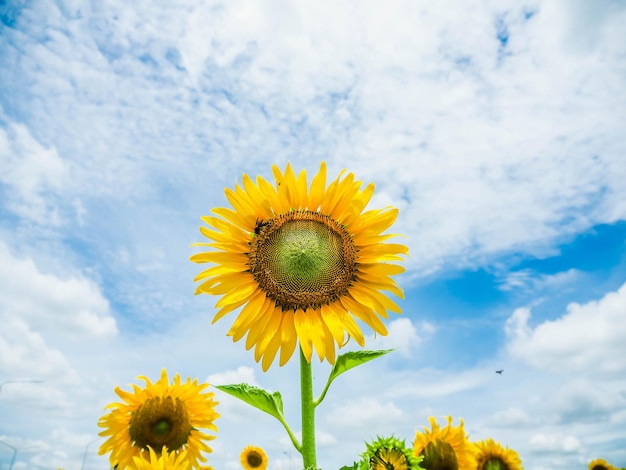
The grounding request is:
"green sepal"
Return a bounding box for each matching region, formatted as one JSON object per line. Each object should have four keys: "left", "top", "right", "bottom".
{"left": 215, "top": 383, "right": 284, "bottom": 420}
{"left": 338, "top": 463, "right": 359, "bottom": 470}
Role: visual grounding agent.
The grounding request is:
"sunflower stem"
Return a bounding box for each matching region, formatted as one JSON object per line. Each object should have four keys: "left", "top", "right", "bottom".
{"left": 300, "top": 347, "right": 317, "bottom": 470}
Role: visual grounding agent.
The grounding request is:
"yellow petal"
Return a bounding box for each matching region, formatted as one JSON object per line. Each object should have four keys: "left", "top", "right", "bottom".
{"left": 308, "top": 161, "right": 327, "bottom": 210}
{"left": 293, "top": 309, "right": 313, "bottom": 362}
{"left": 279, "top": 312, "right": 298, "bottom": 366}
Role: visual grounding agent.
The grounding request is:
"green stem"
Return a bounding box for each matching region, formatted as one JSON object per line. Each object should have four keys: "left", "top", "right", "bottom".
{"left": 300, "top": 347, "right": 317, "bottom": 470}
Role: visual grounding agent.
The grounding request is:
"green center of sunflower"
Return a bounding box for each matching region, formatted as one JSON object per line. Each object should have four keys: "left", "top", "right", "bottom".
{"left": 249, "top": 210, "right": 356, "bottom": 311}
{"left": 483, "top": 458, "right": 509, "bottom": 470}
{"left": 420, "top": 440, "right": 459, "bottom": 470}
{"left": 129, "top": 396, "right": 192, "bottom": 451}
{"left": 246, "top": 450, "right": 264, "bottom": 468}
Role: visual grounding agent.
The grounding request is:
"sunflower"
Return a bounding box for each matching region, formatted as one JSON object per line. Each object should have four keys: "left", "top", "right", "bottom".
{"left": 413, "top": 416, "right": 476, "bottom": 470}
{"left": 98, "top": 369, "right": 219, "bottom": 469}
{"left": 588, "top": 459, "right": 617, "bottom": 470}
{"left": 240, "top": 445, "right": 269, "bottom": 470}
{"left": 473, "top": 439, "right": 522, "bottom": 470}
{"left": 191, "top": 162, "right": 407, "bottom": 370}
{"left": 361, "top": 435, "right": 423, "bottom": 470}
{"left": 132, "top": 446, "right": 190, "bottom": 470}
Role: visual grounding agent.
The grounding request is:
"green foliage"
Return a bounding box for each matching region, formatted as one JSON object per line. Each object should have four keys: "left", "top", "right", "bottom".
{"left": 328, "top": 349, "right": 393, "bottom": 384}
{"left": 316, "top": 350, "right": 394, "bottom": 405}
{"left": 214, "top": 383, "right": 284, "bottom": 421}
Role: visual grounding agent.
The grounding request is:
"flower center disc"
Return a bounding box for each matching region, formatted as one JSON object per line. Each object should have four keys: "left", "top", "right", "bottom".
{"left": 128, "top": 396, "right": 192, "bottom": 451}
{"left": 246, "top": 450, "right": 264, "bottom": 468}
{"left": 420, "top": 440, "right": 459, "bottom": 470}
{"left": 484, "top": 458, "right": 509, "bottom": 470}
{"left": 249, "top": 210, "right": 356, "bottom": 311}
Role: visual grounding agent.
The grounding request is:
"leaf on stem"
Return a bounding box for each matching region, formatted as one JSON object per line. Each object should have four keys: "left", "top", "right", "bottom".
{"left": 315, "top": 349, "right": 394, "bottom": 406}
{"left": 328, "top": 349, "right": 393, "bottom": 385}
{"left": 215, "top": 383, "right": 285, "bottom": 420}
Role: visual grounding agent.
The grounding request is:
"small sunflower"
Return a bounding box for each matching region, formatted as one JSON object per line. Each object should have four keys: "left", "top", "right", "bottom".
{"left": 588, "top": 459, "right": 617, "bottom": 470}
{"left": 361, "top": 435, "right": 423, "bottom": 470}
{"left": 98, "top": 369, "right": 219, "bottom": 470}
{"left": 473, "top": 439, "right": 522, "bottom": 470}
{"left": 191, "top": 162, "right": 407, "bottom": 370}
{"left": 413, "top": 416, "right": 476, "bottom": 470}
{"left": 240, "top": 445, "right": 268, "bottom": 470}
{"left": 132, "top": 446, "right": 190, "bottom": 470}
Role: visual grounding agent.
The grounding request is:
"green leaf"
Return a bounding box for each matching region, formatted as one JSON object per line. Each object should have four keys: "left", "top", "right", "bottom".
{"left": 328, "top": 349, "right": 393, "bottom": 384}
{"left": 315, "top": 349, "right": 394, "bottom": 406}
{"left": 214, "top": 383, "right": 285, "bottom": 421}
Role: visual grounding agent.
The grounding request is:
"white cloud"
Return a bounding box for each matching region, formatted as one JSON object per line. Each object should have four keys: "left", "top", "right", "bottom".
{"left": 554, "top": 378, "right": 626, "bottom": 424}
{"left": 365, "top": 318, "right": 434, "bottom": 357}
{"left": 392, "top": 368, "right": 484, "bottom": 399}
{"left": 528, "top": 432, "right": 582, "bottom": 454}
{"left": 326, "top": 397, "right": 405, "bottom": 432}
{"left": 0, "top": 315, "right": 77, "bottom": 383}
{"left": 497, "top": 268, "right": 582, "bottom": 293}
{"left": 0, "top": 241, "right": 117, "bottom": 338}
{"left": 208, "top": 366, "right": 259, "bottom": 387}
{"left": 0, "top": 120, "right": 67, "bottom": 224}
{"left": 505, "top": 281, "right": 626, "bottom": 372}
{"left": 488, "top": 407, "right": 532, "bottom": 428}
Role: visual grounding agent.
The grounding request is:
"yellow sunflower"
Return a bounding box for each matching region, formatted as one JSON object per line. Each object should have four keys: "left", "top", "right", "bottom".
{"left": 588, "top": 459, "right": 617, "bottom": 470}
{"left": 191, "top": 162, "right": 407, "bottom": 370}
{"left": 132, "top": 446, "right": 190, "bottom": 470}
{"left": 98, "top": 369, "right": 219, "bottom": 470}
{"left": 240, "top": 445, "right": 268, "bottom": 470}
{"left": 473, "top": 439, "right": 522, "bottom": 470}
{"left": 413, "top": 416, "right": 476, "bottom": 470}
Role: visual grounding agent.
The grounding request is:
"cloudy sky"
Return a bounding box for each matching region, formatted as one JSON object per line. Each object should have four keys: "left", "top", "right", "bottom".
{"left": 1, "top": 0, "right": 626, "bottom": 469}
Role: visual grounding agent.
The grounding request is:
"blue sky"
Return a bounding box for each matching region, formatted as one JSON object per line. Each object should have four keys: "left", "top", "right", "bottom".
{"left": 1, "top": 0, "right": 626, "bottom": 469}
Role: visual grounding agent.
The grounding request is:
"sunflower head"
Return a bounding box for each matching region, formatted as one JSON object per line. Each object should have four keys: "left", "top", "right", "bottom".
{"left": 98, "top": 369, "right": 219, "bottom": 469}
{"left": 588, "top": 459, "right": 617, "bottom": 470}
{"left": 473, "top": 439, "right": 523, "bottom": 470}
{"left": 413, "top": 416, "right": 476, "bottom": 470}
{"left": 360, "top": 435, "right": 424, "bottom": 470}
{"left": 191, "top": 162, "right": 408, "bottom": 370}
{"left": 132, "top": 446, "right": 190, "bottom": 470}
{"left": 240, "top": 445, "right": 268, "bottom": 470}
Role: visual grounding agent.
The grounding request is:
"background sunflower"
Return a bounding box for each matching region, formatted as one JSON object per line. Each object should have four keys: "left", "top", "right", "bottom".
{"left": 473, "top": 438, "right": 523, "bottom": 470}
{"left": 413, "top": 416, "right": 476, "bottom": 470}
{"left": 240, "top": 445, "right": 269, "bottom": 470}
{"left": 98, "top": 369, "right": 219, "bottom": 469}
{"left": 588, "top": 459, "right": 618, "bottom": 470}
